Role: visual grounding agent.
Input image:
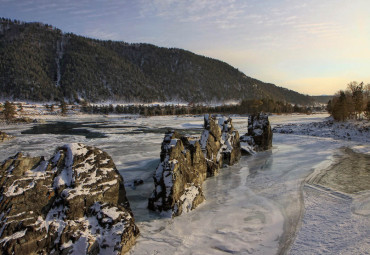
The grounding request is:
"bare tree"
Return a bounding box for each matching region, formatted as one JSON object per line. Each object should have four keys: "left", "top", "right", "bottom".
{"left": 2, "top": 101, "right": 17, "bottom": 121}
{"left": 347, "top": 81, "right": 364, "bottom": 120}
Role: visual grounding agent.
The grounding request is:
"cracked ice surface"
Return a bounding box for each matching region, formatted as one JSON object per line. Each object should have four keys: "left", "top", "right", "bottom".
{"left": 1, "top": 113, "right": 369, "bottom": 254}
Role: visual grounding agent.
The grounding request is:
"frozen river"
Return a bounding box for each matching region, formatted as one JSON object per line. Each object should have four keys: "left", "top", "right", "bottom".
{"left": 0, "top": 113, "right": 369, "bottom": 254}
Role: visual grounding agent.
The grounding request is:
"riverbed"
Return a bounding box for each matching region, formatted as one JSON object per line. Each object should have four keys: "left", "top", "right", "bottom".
{"left": 0, "top": 113, "right": 369, "bottom": 254}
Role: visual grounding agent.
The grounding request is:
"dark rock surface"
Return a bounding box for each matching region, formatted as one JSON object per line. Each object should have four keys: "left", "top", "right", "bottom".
{"left": 200, "top": 114, "right": 241, "bottom": 176}
{"left": 148, "top": 131, "right": 207, "bottom": 217}
{"left": 240, "top": 113, "right": 273, "bottom": 154}
{"left": 0, "top": 143, "right": 139, "bottom": 255}
{"left": 0, "top": 131, "right": 14, "bottom": 142}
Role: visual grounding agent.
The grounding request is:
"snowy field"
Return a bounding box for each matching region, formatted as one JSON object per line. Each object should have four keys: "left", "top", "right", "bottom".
{"left": 0, "top": 113, "right": 369, "bottom": 254}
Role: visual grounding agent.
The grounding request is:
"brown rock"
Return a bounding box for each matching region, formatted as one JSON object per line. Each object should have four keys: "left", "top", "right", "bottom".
{"left": 148, "top": 131, "right": 207, "bottom": 217}
{"left": 241, "top": 113, "right": 273, "bottom": 153}
{"left": 0, "top": 143, "right": 139, "bottom": 255}
{"left": 200, "top": 115, "right": 241, "bottom": 176}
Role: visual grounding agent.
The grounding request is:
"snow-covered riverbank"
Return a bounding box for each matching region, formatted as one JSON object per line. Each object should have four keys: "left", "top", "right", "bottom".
{"left": 273, "top": 116, "right": 370, "bottom": 144}
{"left": 0, "top": 114, "right": 369, "bottom": 254}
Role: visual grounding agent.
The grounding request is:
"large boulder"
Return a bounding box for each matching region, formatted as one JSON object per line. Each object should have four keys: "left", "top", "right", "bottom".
{"left": 148, "top": 131, "right": 207, "bottom": 217}
{"left": 0, "top": 131, "right": 13, "bottom": 142}
{"left": 0, "top": 143, "right": 139, "bottom": 255}
{"left": 240, "top": 113, "right": 273, "bottom": 154}
{"left": 199, "top": 114, "right": 241, "bottom": 176}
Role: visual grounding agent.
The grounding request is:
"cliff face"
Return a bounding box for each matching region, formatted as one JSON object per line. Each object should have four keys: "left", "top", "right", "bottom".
{"left": 0, "top": 18, "right": 313, "bottom": 104}
{"left": 0, "top": 143, "right": 139, "bottom": 255}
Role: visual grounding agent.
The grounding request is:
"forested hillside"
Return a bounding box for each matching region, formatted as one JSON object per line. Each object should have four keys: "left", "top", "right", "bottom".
{"left": 0, "top": 18, "right": 313, "bottom": 104}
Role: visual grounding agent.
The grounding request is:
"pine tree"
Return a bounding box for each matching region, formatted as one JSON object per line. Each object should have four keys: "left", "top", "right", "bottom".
{"left": 332, "top": 91, "right": 349, "bottom": 121}
{"left": 60, "top": 100, "right": 67, "bottom": 116}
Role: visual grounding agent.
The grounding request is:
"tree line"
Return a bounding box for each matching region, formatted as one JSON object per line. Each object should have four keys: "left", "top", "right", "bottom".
{"left": 81, "top": 98, "right": 319, "bottom": 116}
{"left": 1, "top": 97, "right": 322, "bottom": 122}
{"left": 0, "top": 100, "right": 69, "bottom": 122}
{"left": 327, "top": 81, "right": 370, "bottom": 121}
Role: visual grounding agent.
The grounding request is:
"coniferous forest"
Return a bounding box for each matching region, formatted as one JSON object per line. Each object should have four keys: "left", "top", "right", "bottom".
{"left": 0, "top": 18, "right": 314, "bottom": 105}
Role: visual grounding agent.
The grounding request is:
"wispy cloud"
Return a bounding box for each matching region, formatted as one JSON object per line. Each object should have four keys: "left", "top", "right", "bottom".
{"left": 84, "top": 28, "right": 121, "bottom": 40}
{"left": 137, "top": 0, "right": 251, "bottom": 29}
{"left": 1, "top": 0, "right": 369, "bottom": 94}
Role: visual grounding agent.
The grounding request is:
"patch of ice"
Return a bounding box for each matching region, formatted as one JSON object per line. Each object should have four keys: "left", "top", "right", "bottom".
{"left": 351, "top": 191, "right": 370, "bottom": 216}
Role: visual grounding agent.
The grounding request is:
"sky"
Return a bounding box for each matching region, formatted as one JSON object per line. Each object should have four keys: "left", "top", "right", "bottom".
{"left": 1, "top": 0, "right": 370, "bottom": 96}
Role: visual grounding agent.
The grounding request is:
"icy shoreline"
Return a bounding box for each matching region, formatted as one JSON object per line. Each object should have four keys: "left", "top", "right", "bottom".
{"left": 273, "top": 117, "right": 370, "bottom": 144}
{"left": 289, "top": 146, "right": 370, "bottom": 254}
{"left": 266, "top": 115, "right": 370, "bottom": 254}
{"left": 0, "top": 114, "right": 369, "bottom": 254}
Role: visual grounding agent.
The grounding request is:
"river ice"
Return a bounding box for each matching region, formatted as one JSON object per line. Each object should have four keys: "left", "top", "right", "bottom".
{"left": 0, "top": 113, "right": 369, "bottom": 254}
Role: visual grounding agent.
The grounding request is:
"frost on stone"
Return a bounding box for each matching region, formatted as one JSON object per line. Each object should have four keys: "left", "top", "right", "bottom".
{"left": 241, "top": 113, "right": 272, "bottom": 153}
{"left": 148, "top": 131, "right": 207, "bottom": 217}
{"left": 178, "top": 185, "right": 202, "bottom": 213}
{"left": 0, "top": 143, "right": 139, "bottom": 254}
{"left": 200, "top": 114, "right": 241, "bottom": 176}
{"left": 149, "top": 115, "right": 242, "bottom": 216}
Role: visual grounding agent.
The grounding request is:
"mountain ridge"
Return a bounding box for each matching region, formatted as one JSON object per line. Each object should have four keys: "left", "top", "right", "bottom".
{"left": 0, "top": 18, "right": 313, "bottom": 105}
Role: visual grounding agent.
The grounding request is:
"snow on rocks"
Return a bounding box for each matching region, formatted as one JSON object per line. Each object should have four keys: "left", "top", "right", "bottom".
{"left": 149, "top": 115, "right": 242, "bottom": 217}
{"left": 0, "top": 143, "right": 139, "bottom": 255}
{"left": 148, "top": 131, "right": 207, "bottom": 217}
{"left": 272, "top": 117, "right": 370, "bottom": 143}
{"left": 200, "top": 114, "right": 241, "bottom": 176}
{"left": 240, "top": 113, "right": 273, "bottom": 154}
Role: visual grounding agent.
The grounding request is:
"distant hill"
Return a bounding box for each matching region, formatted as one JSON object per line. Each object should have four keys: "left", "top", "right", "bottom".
{"left": 311, "top": 95, "right": 333, "bottom": 104}
{"left": 0, "top": 18, "right": 314, "bottom": 105}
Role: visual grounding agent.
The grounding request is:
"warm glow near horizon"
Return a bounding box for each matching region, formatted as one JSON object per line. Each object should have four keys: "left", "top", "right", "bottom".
{"left": 1, "top": 0, "right": 369, "bottom": 95}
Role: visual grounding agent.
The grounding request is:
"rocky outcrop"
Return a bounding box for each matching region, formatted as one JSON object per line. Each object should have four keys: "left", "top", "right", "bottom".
{"left": 148, "top": 131, "right": 207, "bottom": 217}
{"left": 240, "top": 113, "right": 273, "bottom": 154}
{"left": 199, "top": 114, "right": 241, "bottom": 176}
{"left": 0, "top": 143, "right": 139, "bottom": 255}
{"left": 148, "top": 115, "right": 242, "bottom": 217}
{"left": 0, "top": 131, "right": 13, "bottom": 142}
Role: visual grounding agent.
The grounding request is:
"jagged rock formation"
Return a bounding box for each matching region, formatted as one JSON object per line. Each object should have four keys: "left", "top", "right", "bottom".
{"left": 0, "top": 143, "right": 139, "bottom": 255}
{"left": 240, "top": 113, "right": 273, "bottom": 154}
{"left": 149, "top": 115, "right": 242, "bottom": 217}
{"left": 0, "top": 131, "right": 13, "bottom": 142}
{"left": 200, "top": 114, "right": 241, "bottom": 176}
{"left": 148, "top": 131, "right": 207, "bottom": 217}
